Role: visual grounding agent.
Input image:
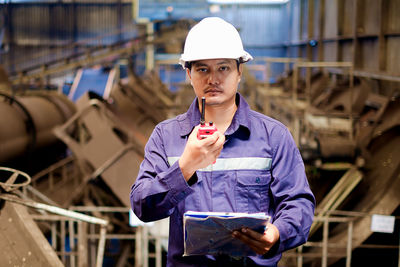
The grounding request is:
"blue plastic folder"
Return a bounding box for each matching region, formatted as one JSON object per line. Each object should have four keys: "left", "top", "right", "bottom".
{"left": 183, "top": 211, "right": 270, "bottom": 257}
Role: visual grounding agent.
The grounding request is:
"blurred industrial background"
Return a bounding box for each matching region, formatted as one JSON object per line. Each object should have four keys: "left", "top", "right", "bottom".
{"left": 0, "top": 0, "right": 399, "bottom": 266}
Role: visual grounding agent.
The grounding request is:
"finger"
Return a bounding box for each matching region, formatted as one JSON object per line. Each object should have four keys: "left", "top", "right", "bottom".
{"left": 232, "top": 230, "right": 267, "bottom": 255}
{"left": 263, "top": 223, "right": 280, "bottom": 244}
{"left": 187, "top": 126, "right": 200, "bottom": 144}
{"left": 241, "top": 227, "right": 264, "bottom": 240}
{"left": 235, "top": 227, "right": 277, "bottom": 254}
{"left": 233, "top": 228, "right": 266, "bottom": 248}
{"left": 215, "top": 132, "right": 225, "bottom": 145}
{"left": 209, "top": 137, "right": 225, "bottom": 159}
{"left": 199, "top": 132, "right": 220, "bottom": 146}
{"left": 210, "top": 134, "right": 225, "bottom": 149}
{"left": 239, "top": 228, "right": 267, "bottom": 246}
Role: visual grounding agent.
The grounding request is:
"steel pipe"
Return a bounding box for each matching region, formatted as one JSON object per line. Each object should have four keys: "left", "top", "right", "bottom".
{"left": 0, "top": 90, "right": 76, "bottom": 162}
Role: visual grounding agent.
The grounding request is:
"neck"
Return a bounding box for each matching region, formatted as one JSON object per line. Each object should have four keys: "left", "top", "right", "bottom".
{"left": 205, "top": 101, "right": 237, "bottom": 134}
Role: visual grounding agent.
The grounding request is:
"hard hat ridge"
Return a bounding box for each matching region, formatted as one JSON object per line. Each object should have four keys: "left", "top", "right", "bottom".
{"left": 179, "top": 17, "right": 253, "bottom": 68}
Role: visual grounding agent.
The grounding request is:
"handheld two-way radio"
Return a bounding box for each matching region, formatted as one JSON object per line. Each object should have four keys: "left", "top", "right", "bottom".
{"left": 197, "top": 97, "right": 218, "bottom": 140}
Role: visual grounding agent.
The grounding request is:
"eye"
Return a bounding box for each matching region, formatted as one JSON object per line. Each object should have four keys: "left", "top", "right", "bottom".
{"left": 219, "top": 66, "right": 230, "bottom": 71}
{"left": 196, "top": 67, "right": 208, "bottom": 73}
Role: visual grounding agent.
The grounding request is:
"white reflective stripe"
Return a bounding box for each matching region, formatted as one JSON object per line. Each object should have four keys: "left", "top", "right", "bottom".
{"left": 168, "top": 157, "right": 180, "bottom": 166}
{"left": 167, "top": 157, "right": 271, "bottom": 172}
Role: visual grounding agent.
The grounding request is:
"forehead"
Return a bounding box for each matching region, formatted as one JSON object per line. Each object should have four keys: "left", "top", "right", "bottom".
{"left": 192, "top": 59, "right": 237, "bottom": 67}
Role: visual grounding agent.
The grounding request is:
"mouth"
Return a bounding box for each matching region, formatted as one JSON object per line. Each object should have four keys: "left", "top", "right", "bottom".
{"left": 204, "top": 88, "right": 222, "bottom": 94}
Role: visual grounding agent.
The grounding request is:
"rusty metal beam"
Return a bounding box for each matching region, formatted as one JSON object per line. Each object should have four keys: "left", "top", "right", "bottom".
{"left": 0, "top": 202, "right": 64, "bottom": 267}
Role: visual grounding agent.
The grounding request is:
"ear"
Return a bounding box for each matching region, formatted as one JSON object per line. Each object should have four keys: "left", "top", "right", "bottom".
{"left": 186, "top": 68, "right": 194, "bottom": 86}
{"left": 186, "top": 68, "right": 192, "bottom": 80}
{"left": 237, "top": 64, "right": 243, "bottom": 83}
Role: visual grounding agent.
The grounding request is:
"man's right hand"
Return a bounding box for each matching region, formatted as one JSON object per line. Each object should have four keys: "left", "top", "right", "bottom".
{"left": 179, "top": 125, "right": 225, "bottom": 181}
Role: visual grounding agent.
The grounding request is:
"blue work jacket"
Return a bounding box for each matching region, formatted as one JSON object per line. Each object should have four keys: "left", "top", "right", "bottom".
{"left": 130, "top": 93, "right": 315, "bottom": 266}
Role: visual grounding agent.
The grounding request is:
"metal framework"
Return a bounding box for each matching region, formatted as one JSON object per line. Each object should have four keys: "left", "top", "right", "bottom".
{"left": 70, "top": 206, "right": 167, "bottom": 267}
{"left": 1, "top": 165, "right": 167, "bottom": 267}
{"left": 291, "top": 61, "right": 354, "bottom": 145}
{"left": 256, "top": 57, "right": 355, "bottom": 147}
{"left": 282, "top": 210, "right": 400, "bottom": 267}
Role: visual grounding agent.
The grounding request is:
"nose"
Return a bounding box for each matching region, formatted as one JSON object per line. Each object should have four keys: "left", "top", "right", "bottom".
{"left": 207, "top": 70, "right": 220, "bottom": 85}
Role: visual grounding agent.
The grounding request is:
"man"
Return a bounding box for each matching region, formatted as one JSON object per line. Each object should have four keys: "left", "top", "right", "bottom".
{"left": 130, "top": 17, "right": 315, "bottom": 266}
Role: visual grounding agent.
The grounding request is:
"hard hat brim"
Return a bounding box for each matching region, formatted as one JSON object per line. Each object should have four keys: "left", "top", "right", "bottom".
{"left": 179, "top": 51, "right": 253, "bottom": 68}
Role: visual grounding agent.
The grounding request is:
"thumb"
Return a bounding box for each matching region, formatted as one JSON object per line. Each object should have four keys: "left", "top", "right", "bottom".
{"left": 189, "top": 125, "right": 201, "bottom": 141}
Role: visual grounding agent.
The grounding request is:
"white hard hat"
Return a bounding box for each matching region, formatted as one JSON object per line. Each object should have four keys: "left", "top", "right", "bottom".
{"left": 179, "top": 17, "right": 253, "bottom": 68}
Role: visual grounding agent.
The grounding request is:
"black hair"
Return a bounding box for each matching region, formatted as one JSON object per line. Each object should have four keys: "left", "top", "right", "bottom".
{"left": 186, "top": 59, "right": 241, "bottom": 71}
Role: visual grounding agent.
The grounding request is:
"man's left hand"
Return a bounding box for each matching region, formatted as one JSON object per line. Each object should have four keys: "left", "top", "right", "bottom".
{"left": 232, "top": 223, "right": 280, "bottom": 255}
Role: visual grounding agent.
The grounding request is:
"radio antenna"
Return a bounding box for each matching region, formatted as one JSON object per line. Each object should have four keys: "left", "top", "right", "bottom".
{"left": 200, "top": 97, "right": 206, "bottom": 125}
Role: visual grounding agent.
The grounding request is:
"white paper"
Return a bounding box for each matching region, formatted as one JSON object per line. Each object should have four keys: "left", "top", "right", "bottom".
{"left": 129, "top": 209, "right": 154, "bottom": 227}
{"left": 370, "top": 214, "right": 395, "bottom": 234}
{"left": 183, "top": 211, "right": 270, "bottom": 256}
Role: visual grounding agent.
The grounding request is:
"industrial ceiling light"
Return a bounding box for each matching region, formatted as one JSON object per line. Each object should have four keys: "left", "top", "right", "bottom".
{"left": 207, "top": 0, "right": 290, "bottom": 4}
{"left": 209, "top": 5, "right": 222, "bottom": 13}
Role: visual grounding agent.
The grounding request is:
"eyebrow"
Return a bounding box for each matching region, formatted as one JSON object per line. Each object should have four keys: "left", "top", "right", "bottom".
{"left": 192, "top": 60, "right": 233, "bottom": 67}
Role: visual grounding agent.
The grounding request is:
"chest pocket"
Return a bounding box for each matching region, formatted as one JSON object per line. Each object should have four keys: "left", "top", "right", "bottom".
{"left": 235, "top": 170, "right": 271, "bottom": 213}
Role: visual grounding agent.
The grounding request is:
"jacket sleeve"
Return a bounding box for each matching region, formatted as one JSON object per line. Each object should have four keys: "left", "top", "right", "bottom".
{"left": 269, "top": 127, "right": 315, "bottom": 254}
{"left": 130, "top": 125, "right": 194, "bottom": 222}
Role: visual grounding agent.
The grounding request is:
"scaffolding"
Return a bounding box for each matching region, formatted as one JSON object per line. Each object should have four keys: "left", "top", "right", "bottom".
{"left": 0, "top": 165, "right": 168, "bottom": 267}
{"left": 282, "top": 210, "right": 400, "bottom": 267}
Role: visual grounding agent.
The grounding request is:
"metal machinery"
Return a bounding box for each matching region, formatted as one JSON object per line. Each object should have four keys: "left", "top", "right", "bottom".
{"left": 0, "top": 89, "right": 76, "bottom": 163}
{"left": 242, "top": 58, "right": 400, "bottom": 267}
{"left": 0, "top": 62, "right": 178, "bottom": 266}
{"left": 0, "top": 17, "right": 193, "bottom": 266}
{"left": 0, "top": 167, "right": 108, "bottom": 267}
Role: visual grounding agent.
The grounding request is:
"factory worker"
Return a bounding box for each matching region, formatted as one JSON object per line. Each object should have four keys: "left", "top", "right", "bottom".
{"left": 130, "top": 17, "right": 315, "bottom": 267}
